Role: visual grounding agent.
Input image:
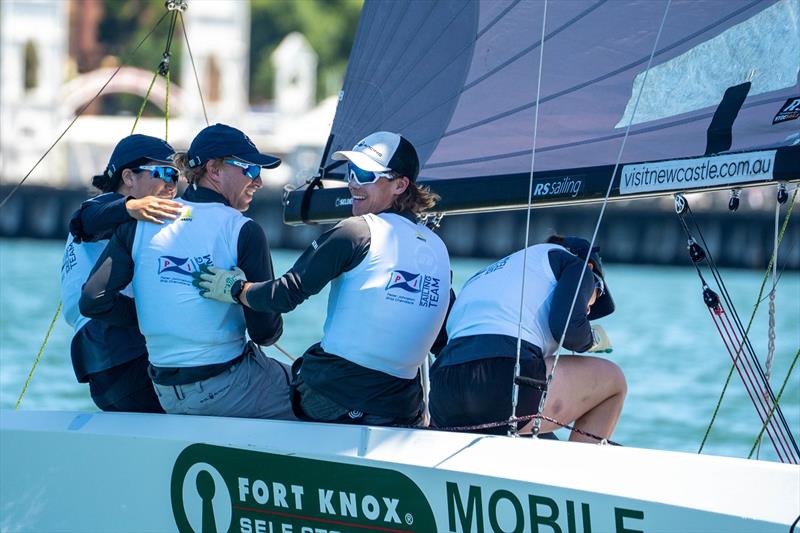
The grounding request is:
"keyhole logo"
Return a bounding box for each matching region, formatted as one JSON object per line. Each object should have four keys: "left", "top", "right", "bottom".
{"left": 181, "top": 462, "right": 232, "bottom": 533}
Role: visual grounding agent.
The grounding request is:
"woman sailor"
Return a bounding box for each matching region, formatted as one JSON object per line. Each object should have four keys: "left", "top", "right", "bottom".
{"left": 429, "top": 235, "right": 626, "bottom": 442}
{"left": 61, "top": 134, "right": 181, "bottom": 412}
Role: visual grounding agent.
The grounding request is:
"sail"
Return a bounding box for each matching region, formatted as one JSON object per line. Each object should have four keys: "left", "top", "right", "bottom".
{"left": 285, "top": 0, "right": 800, "bottom": 223}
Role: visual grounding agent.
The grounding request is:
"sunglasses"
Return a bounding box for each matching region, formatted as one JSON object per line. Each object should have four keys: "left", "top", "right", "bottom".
{"left": 134, "top": 165, "right": 179, "bottom": 183}
{"left": 347, "top": 162, "right": 395, "bottom": 185}
{"left": 224, "top": 159, "right": 261, "bottom": 180}
{"left": 592, "top": 271, "right": 605, "bottom": 297}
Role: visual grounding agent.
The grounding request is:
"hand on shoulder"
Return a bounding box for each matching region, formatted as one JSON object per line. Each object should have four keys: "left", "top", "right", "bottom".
{"left": 125, "top": 196, "right": 182, "bottom": 224}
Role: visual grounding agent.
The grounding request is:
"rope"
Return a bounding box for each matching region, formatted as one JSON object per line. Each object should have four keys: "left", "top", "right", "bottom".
{"left": 131, "top": 70, "right": 159, "bottom": 134}
{"left": 511, "top": 0, "right": 549, "bottom": 437}
{"left": 430, "top": 412, "right": 621, "bottom": 446}
{"left": 749, "top": 347, "right": 800, "bottom": 459}
{"left": 0, "top": 11, "right": 170, "bottom": 210}
{"left": 165, "top": 69, "right": 170, "bottom": 141}
{"left": 696, "top": 186, "right": 798, "bottom": 456}
{"left": 533, "top": 0, "right": 674, "bottom": 440}
{"left": 272, "top": 343, "right": 295, "bottom": 362}
{"left": 15, "top": 302, "right": 62, "bottom": 409}
{"left": 15, "top": 5, "right": 180, "bottom": 405}
{"left": 179, "top": 11, "right": 210, "bottom": 126}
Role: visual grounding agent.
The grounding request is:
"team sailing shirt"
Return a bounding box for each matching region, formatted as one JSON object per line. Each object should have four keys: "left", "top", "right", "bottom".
{"left": 80, "top": 187, "right": 282, "bottom": 384}
{"left": 131, "top": 200, "right": 249, "bottom": 367}
{"left": 321, "top": 213, "right": 451, "bottom": 379}
{"left": 61, "top": 192, "right": 144, "bottom": 381}
{"left": 439, "top": 244, "right": 594, "bottom": 367}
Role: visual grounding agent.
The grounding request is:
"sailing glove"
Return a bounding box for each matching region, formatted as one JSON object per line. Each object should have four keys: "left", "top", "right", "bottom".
{"left": 192, "top": 265, "right": 247, "bottom": 304}
{"left": 587, "top": 324, "right": 613, "bottom": 353}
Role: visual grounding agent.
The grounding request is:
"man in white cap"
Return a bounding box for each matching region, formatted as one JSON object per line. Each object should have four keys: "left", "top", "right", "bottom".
{"left": 194, "top": 131, "right": 452, "bottom": 426}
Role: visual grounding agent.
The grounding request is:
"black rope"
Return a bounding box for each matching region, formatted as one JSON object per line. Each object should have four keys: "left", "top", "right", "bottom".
{"left": 396, "top": 413, "right": 622, "bottom": 446}
{"left": 0, "top": 11, "right": 170, "bottom": 210}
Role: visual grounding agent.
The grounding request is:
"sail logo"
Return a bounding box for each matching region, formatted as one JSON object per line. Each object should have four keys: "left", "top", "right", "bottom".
{"left": 386, "top": 270, "right": 422, "bottom": 293}
{"left": 773, "top": 97, "right": 800, "bottom": 124}
{"left": 170, "top": 443, "right": 437, "bottom": 533}
{"left": 620, "top": 150, "right": 776, "bottom": 195}
{"left": 533, "top": 176, "right": 583, "bottom": 198}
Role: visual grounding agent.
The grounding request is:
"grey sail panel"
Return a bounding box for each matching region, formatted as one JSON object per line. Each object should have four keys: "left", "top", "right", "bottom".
{"left": 326, "top": 0, "right": 797, "bottom": 180}
{"left": 285, "top": 0, "right": 799, "bottom": 223}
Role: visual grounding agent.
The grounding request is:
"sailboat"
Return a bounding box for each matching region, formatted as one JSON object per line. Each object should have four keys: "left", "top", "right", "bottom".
{"left": 2, "top": 0, "right": 799, "bottom": 531}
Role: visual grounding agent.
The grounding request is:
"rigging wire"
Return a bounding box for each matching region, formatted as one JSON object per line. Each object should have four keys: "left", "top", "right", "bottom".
{"left": 179, "top": 12, "right": 209, "bottom": 126}
{"left": 0, "top": 11, "right": 170, "bottom": 211}
{"left": 749, "top": 347, "right": 800, "bottom": 459}
{"left": 693, "top": 186, "right": 799, "bottom": 460}
{"left": 531, "top": 0, "right": 675, "bottom": 441}
{"left": 15, "top": 6, "right": 180, "bottom": 407}
{"left": 509, "top": 0, "right": 549, "bottom": 437}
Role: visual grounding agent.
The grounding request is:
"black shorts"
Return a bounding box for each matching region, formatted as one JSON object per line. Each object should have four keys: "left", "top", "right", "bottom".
{"left": 429, "top": 357, "right": 546, "bottom": 435}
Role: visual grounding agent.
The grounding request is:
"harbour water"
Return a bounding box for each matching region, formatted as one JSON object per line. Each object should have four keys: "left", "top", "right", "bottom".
{"left": 0, "top": 238, "right": 798, "bottom": 462}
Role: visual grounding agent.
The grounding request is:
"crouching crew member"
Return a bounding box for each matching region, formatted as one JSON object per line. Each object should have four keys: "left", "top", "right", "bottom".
{"left": 430, "top": 236, "right": 626, "bottom": 442}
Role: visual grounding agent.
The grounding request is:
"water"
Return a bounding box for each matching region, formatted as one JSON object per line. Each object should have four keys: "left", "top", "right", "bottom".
{"left": 1, "top": 238, "right": 798, "bottom": 461}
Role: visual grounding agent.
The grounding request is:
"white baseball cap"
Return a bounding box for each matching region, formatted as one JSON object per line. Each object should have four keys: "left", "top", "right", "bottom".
{"left": 332, "top": 131, "right": 420, "bottom": 181}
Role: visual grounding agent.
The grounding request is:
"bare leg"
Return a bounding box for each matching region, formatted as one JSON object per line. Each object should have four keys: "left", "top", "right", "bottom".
{"left": 522, "top": 355, "right": 627, "bottom": 443}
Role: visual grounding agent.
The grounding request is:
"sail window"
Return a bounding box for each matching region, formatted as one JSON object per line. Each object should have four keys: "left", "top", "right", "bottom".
{"left": 616, "top": 0, "right": 800, "bottom": 127}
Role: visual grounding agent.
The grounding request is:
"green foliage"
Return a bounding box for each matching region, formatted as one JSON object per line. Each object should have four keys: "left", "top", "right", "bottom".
{"left": 94, "top": 0, "right": 362, "bottom": 107}
{"left": 250, "top": 0, "right": 363, "bottom": 103}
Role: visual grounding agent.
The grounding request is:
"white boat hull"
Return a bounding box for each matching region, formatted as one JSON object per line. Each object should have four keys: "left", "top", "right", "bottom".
{"left": 1, "top": 410, "right": 797, "bottom": 532}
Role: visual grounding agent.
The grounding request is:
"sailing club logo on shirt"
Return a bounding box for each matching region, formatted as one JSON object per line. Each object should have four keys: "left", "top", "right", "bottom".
{"left": 773, "top": 96, "right": 800, "bottom": 124}
{"left": 385, "top": 270, "right": 441, "bottom": 308}
{"left": 386, "top": 270, "right": 421, "bottom": 293}
{"left": 158, "top": 255, "right": 212, "bottom": 285}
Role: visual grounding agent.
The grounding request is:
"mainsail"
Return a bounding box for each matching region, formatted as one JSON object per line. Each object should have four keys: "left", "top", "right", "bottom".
{"left": 284, "top": 0, "right": 800, "bottom": 223}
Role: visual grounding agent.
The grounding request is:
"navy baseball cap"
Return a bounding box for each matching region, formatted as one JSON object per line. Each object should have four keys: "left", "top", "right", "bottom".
{"left": 561, "top": 236, "right": 615, "bottom": 320}
{"left": 186, "top": 123, "right": 281, "bottom": 170}
{"left": 105, "top": 134, "right": 175, "bottom": 178}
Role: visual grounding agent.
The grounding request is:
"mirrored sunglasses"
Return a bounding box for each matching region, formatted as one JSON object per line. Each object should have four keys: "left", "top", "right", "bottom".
{"left": 347, "top": 162, "right": 395, "bottom": 185}
{"left": 592, "top": 271, "right": 605, "bottom": 297}
{"left": 134, "top": 165, "right": 179, "bottom": 183}
{"left": 224, "top": 159, "right": 261, "bottom": 180}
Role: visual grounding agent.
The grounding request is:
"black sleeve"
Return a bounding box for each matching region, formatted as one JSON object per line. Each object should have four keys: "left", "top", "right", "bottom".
{"left": 237, "top": 220, "right": 284, "bottom": 346}
{"left": 547, "top": 249, "right": 594, "bottom": 352}
{"left": 79, "top": 221, "right": 138, "bottom": 327}
{"left": 245, "top": 217, "right": 370, "bottom": 314}
{"left": 430, "top": 285, "right": 456, "bottom": 356}
{"left": 69, "top": 193, "right": 132, "bottom": 243}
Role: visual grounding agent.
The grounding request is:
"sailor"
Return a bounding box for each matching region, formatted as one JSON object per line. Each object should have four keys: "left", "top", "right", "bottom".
{"left": 61, "top": 134, "right": 181, "bottom": 412}
{"left": 80, "top": 124, "right": 294, "bottom": 420}
{"left": 194, "top": 131, "right": 451, "bottom": 426}
{"left": 429, "top": 236, "right": 627, "bottom": 442}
